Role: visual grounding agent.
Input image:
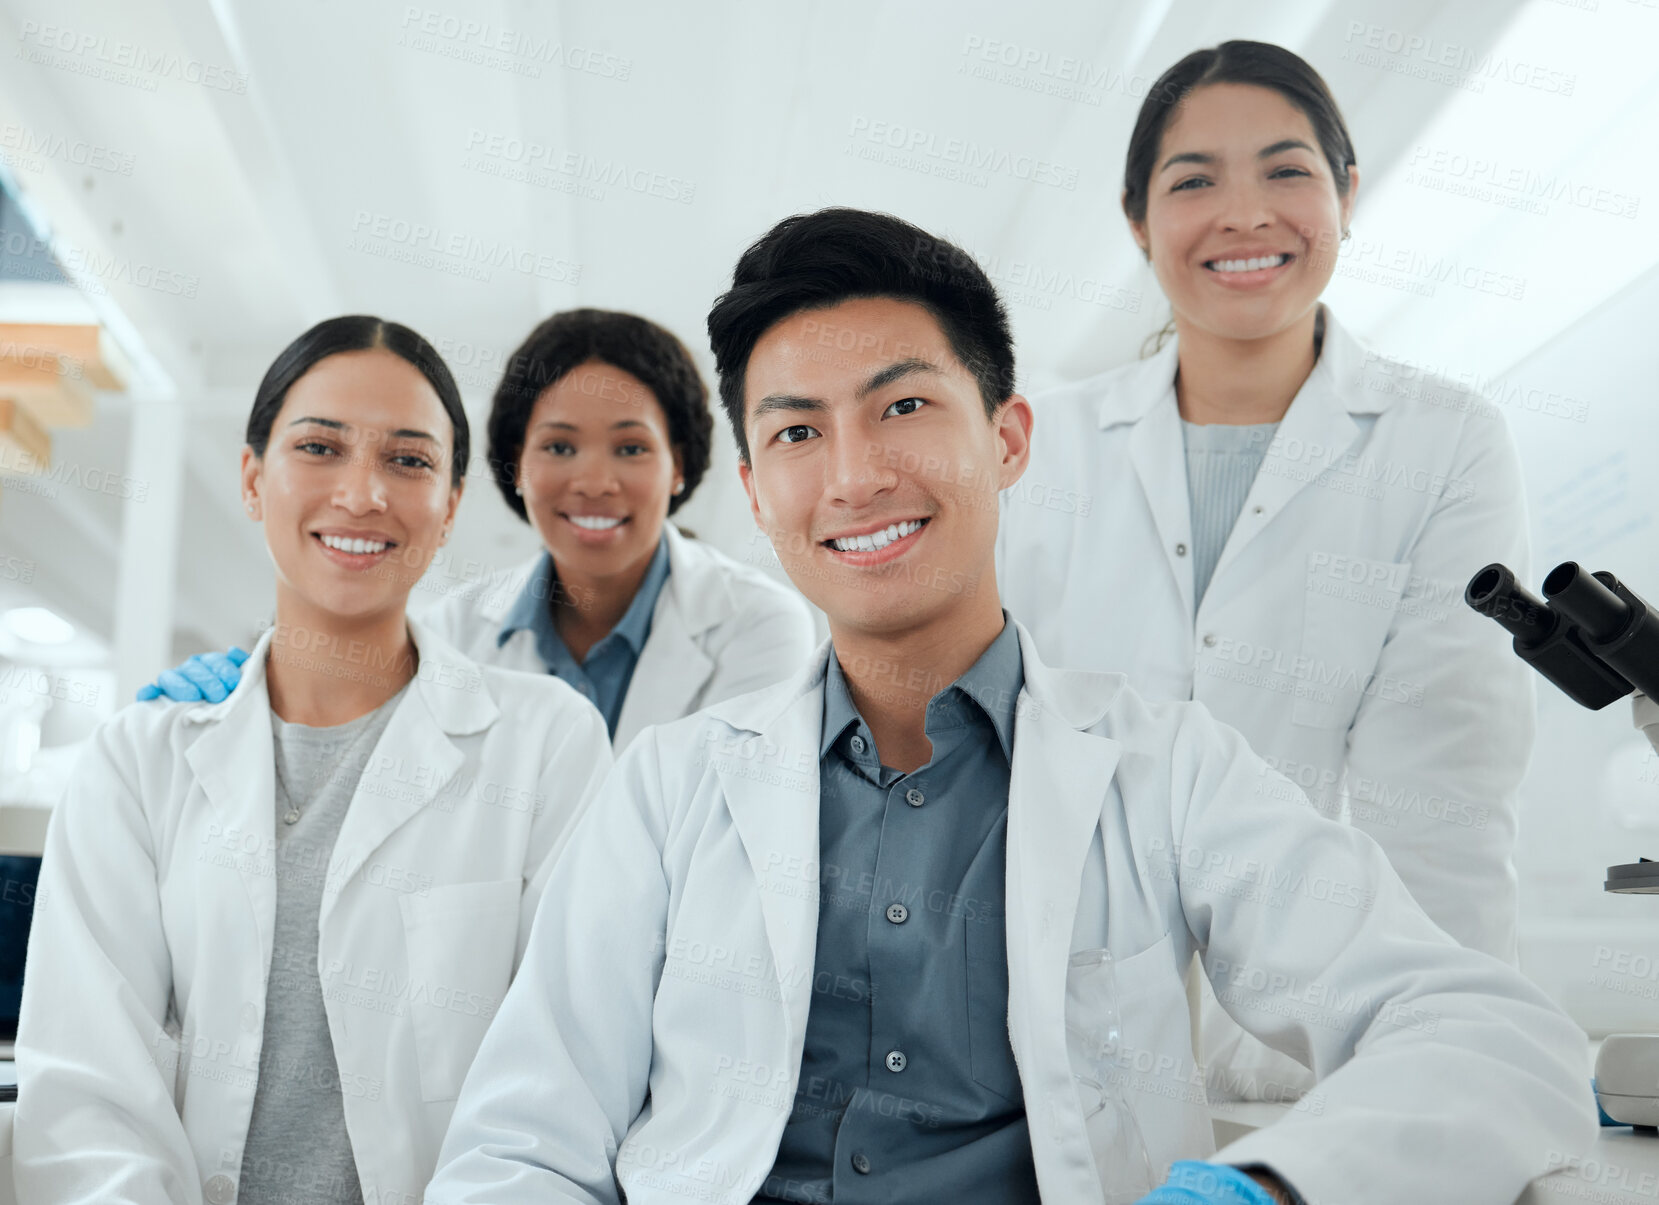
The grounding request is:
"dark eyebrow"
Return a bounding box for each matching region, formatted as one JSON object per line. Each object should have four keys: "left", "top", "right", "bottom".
{"left": 286, "top": 417, "right": 437, "bottom": 441}
{"left": 1158, "top": 150, "right": 1213, "bottom": 174}
{"left": 531, "top": 419, "right": 650, "bottom": 432}
{"left": 1158, "top": 139, "right": 1316, "bottom": 174}
{"left": 1259, "top": 138, "right": 1315, "bottom": 158}
{"left": 857, "top": 358, "right": 938, "bottom": 399}
{"left": 751, "top": 394, "right": 828, "bottom": 421}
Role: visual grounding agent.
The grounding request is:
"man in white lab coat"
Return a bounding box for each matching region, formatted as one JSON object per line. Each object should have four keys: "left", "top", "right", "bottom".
{"left": 426, "top": 208, "right": 1594, "bottom": 1205}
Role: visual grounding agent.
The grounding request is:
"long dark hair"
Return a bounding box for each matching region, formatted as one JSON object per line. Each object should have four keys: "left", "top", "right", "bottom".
{"left": 246, "top": 315, "right": 469, "bottom": 486}
{"left": 1123, "top": 41, "right": 1356, "bottom": 226}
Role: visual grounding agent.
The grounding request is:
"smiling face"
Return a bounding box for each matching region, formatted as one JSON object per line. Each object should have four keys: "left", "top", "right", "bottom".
{"left": 738, "top": 297, "right": 1031, "bottom": 638}
{"left": 515, "top": 359, "right": 681, "bottom": 583}
{"left": 241, "top": 347, "right": 462, "bottom": 625}
{"left": 1130, "top": 82, "right": 1358, "bottom": 342}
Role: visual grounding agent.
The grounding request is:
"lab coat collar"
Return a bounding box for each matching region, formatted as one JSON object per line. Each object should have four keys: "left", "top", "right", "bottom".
{"left": 181, "top": 616, "right": 500, "bottom": 934}
{"left": 1095, "top": 305, "right": 1395, "bottom": 430}
{"left": 471, "top": 522, "right": 735, "bottom": 637}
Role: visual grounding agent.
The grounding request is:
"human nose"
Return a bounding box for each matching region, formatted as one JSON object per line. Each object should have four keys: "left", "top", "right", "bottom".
{"left": 824, "top": 427, "right": 897, "bottom": 509}
{"left": 567, "top": 450, "right": 621, "bottom": 496}
{"left": 1217, "top": 176, "right": 1275, "bottom": 233}
{"left": 331, "top": 440, "right": 390, "bottom": 514}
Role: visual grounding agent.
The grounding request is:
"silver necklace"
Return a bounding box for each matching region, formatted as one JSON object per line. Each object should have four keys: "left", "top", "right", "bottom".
{"left": 273, "top": 709, "right": 384, "bottom": 827}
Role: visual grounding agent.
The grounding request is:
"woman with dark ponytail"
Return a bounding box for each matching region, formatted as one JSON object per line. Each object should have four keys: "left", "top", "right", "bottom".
{"left": 998, "top": 41, "right": 1532, "bottom": 1101}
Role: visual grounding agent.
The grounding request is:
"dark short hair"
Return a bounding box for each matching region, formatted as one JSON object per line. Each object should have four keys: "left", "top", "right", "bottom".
{"left": 705, "top": 207, "right": 1016, "bottom": 463}
{"left": 1123, "top": 41, "right": 1357, "bottom": 226}
{"left": 487, "top": 308, "right": 712, "bottom": 521}
{"left": 246, "top": 315, "right": 468, "bottom": 486}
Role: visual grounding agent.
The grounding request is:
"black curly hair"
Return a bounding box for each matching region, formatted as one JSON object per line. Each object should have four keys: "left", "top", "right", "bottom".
{"left": 487, "top": 308, "right": 713, "bottom": 519}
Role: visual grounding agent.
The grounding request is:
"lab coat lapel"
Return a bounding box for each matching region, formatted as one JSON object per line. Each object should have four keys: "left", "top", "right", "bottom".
{"left": 183, "top": 628, "right": 281, "bottom": 960}
{"left": 613, "top": 525, "right": 727, "bottom": 750}
{"left": 1117, "top": 364, "right": 1194, "bottom": 619}
{"left": 711, "top": 670, "right": 824, "bottom": 1049}
{"left": 322, "top": 620, "right": 496, "bottom": 925}
{"left": 1007, "top": 626, "right": 1123, "bottom": 1198}
{"left": 614, "top": 596, "right": 713, "bottom": 750}
{"left": 1209, "top": 329, "right": 1362, "bottom": 585}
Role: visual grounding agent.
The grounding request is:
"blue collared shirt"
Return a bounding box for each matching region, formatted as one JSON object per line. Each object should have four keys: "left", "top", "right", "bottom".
{"left": 757, "top": 614, "right": 1036, "bottom": 1203}
{"left": 496, "top": 535, "right": 671, "bottom": 738}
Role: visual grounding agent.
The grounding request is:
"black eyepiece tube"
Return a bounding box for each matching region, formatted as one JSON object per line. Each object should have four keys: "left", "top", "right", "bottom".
{"left": 1465, "top": 564, "right": 1558, "bottom": 646}
{"left": 1465, "top": 561, "right": 1634, "bottom": 710}
{"left": 1543, "top": 562, "right": 1633, "bottom": 643}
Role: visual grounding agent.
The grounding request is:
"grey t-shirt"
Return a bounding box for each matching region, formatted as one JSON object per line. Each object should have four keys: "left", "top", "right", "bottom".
{"left": 1182, "top": 420, "right": 1280, "bottom": 607}
{"left": 237, "top": 685, "right": 407, "bottom": 1205}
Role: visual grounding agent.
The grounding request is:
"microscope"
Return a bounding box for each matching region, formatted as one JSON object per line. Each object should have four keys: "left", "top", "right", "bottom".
{"left": 1467, "top": 561, "right": 1659, "bottom": 1130}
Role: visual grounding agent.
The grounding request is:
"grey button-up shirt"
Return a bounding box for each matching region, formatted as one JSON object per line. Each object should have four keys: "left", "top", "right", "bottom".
{"left": 757, "top": 615, "right": 1037, "bottom": 1203}
{"left": 496, "top": 534, "right": 670, "bottom": 738}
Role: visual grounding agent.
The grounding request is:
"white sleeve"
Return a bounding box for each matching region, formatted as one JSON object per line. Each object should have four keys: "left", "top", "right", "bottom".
{"left": 1338, "top": 411, "right": 1532, "bottom": 961}
{"left": 1166, "top": 703, "right": 1594, "bottom": 1205}
{"left": 13, "top": 720, "right": 203, "bottom": 1205}
{"left": 515, "top": 696, "right": 613, "bottom": 969}
{"left": 426, "top": 732, "right": 670, "bottom": 1205}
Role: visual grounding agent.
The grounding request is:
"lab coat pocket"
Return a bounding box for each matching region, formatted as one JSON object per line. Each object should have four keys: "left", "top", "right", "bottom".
{"left": 1292, "top": 554, "right": 1410, "bottom": 730}
{"left": 965, "top": 910, "right": 1021, "bottom": 1103}
{"left": 1067, "top": 934, "right": 1181, "bottom": 1199}
{"left": 399, "top": 877, "right": 521, "bottom": 1102}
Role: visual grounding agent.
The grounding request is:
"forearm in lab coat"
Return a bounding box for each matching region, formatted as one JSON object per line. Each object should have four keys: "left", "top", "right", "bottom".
{"left": 426, "top": 733, "right": 670, "bottom": 1205}
{"left": 14, "top": 722, "right": 203, "bottom": 1204}
{"left": 1339, "top": 411, "right": 1533, "bottom": 962}
{"left": 1169, "top": 705, "right": 1594, "bottom": 1205}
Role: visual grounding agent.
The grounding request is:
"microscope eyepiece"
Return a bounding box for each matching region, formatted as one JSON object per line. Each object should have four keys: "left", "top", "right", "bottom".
{"left": 1543, "top": 561, "right": 1634, "bottom": 644}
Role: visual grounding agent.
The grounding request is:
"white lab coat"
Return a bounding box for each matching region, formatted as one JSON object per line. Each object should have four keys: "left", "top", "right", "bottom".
{"left": 998, "top": 309, "right": 1532, "bottom": 963}
{"left": 14, "top": 618, "right": 612, "bottom": 1205}
{"left": 425, "top": 624, "right": 1592, "bottom": 1205}
{"left": 997, "top": 310, "right": 1535, "bottom": 1102}
{"left": 421, "top": 522, "right": 818, "bottom": 750}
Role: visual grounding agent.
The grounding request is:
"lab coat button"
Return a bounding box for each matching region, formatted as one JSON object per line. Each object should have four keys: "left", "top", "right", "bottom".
{"left": 851, "top": 1152, "right": 872, "bottom": 1174}
{"left": 1175, "top": 543, "right": 1188, "bottom": 556}
{"left": 886, "top": 903, "right": 908, "bottom": 924}
{"left": 240, "top": 1003, "right": 259, "bottom": 1032}
{"left": 850, "top": 735, "right": 867, "bottom": 755}
{"left": 885, "top": 1049, "right": 907, "bottom": 1073}
{"left": 1202, "top": 633, "right": 1217, "bottom": 648}
{"left": 204, "top": 1174, "right": 236, "bottom": 1204}
{"left": 905, "top": 788, "right": 925, "bottom": 808}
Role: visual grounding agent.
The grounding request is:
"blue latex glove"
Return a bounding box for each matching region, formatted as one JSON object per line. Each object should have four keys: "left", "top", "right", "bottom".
{"left": 1136, "top": 1162, "right": 1286, "bottom": 1204}
{"left": 135, "top": 647, "right": 250, "bottom": 703}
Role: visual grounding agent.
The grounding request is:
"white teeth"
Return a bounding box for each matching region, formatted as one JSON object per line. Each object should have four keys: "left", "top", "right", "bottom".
{"left": 320, "top": 535, "right": 387, "bottom": 554}
{"left": 828, "top": 518, "right": 925, "bottom": 553}
{"left": 1210, "top": 254, "right": 1288, "bottom": 273}
{"left": 569, "top": 515, "right": 624, "bottom": 530}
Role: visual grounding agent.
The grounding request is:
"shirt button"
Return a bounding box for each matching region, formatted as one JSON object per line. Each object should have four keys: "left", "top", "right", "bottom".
{"left": 885, "top": 1049, "right": 907, "bottom": 1073}
{"left": 204, "top": 1174, "right": 236, "bottom": 1204}
{"left": 1175, "top": 542, "right": 1188, "bottom": 556}
{"left": 240, "top": 1003, "right": 259, "bottom": 1033}
{"left": 885, "top": 903, "right": 909, "bottom": 924}
{"left": 850, "top": 735, "right": 867, "bottom": 755}
{"left": 1202, "top": 633, "right": 1217, "bottom": 648}
{"left": 851, "top": 1153, "right": 872, "bottom": 1175}
{"left": 905, "top": 788, "right": 925, "bottom": 808}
